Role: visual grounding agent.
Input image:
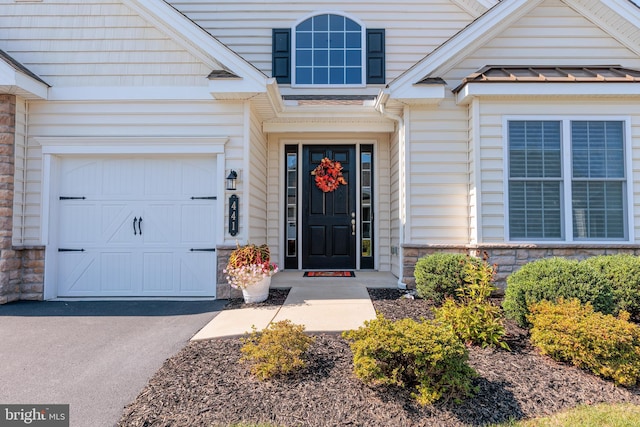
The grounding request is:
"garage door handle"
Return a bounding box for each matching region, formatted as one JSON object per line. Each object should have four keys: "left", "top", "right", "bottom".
{"left": 138, "top": 217, "right": 142, "bottom": 235}
{"left": 58, "top": 248, "right": 85, "bottom": 252}
{"left": 190, "top": 248, "right": 216, "bottom": 252}
{"left": 133, "top": 217, "right": 138, "bottom": 235}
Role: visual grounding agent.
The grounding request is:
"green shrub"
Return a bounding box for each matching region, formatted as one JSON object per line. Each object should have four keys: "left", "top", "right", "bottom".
{"left": 582, "top": 254, "right": 640, "bottom": 320}
{"left": 414, "top": 253, "right": 482, "bottom": 302}
{"left": 434, "top": 258, "right": 509, "bottom": 350}
{"left": 502, "top": 257, "right": 614, "bottom": 327}
{"left": 240, "top": 320, "right": 314, "bottom": 380}
{"left": 528, "top": 298, "right": 640, "bottom": 387}
{"left": 342, "top": 314, "right": 478, "bottom": 405}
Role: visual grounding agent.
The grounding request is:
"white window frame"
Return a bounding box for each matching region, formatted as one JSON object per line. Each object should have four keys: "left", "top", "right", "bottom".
{"left": 503, "top": 115, "right": 634, "bottom": 243}
{"left": 291, "top": 11, "right": 367, "bottom": 88}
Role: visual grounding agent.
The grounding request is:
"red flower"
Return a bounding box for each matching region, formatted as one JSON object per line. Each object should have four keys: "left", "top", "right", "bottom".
{"left": 311, "top": 158, "right": 347, "bottom": 192}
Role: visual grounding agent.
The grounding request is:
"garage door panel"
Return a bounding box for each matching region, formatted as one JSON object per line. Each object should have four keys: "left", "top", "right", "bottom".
{"left": 142, "top": 252, "right": 174, "bottom": 293}
{"left": 101, "top": 205, "right": 137, "bottom": 245}
{"left": 144, "top": 159, "right": 181, "bottom": 196}
{"left": 182, "top": 159, "right": 217, "bottom": 195}
{"left": 59, "top": 204, "right": 100, "bottom": 245}
{"left": 101, "top": 252, "right": 136, "bottom": 292}
{"left": 181, "top": 205, "right": 215, "bottom": 244}
{"left": 178, "top": 252, "right": 215, "bottom": 293}
{"left": 56, "top": 156, "right": 217, "bottom": 298}
{"left": 142, "top": 204, "right": 177, "bottom": 245}
{"left": 60, "top": 159, "right": 102, "bottom": 196}
{"left": 58, "top": 252, "right": 100, "bottom": 295}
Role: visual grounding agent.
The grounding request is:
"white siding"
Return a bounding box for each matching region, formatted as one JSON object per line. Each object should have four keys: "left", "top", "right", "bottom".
{"left": 266, "top": 133, "right": 281, "bottom": 265}
{"left": 389, "top": 123, "right": 401, "bottom": 277}
{"left": 406, "top": 98, "right": 470, "bottom": 244}
{"left": 24, "top": 100, "right": 245, "bottom": 243}
{"left": 12, "top": 97, "right": 27, "bottom": 245}
{"left": 376, "top": 136, "right": 392, "bottom": 272}
{"left": 449, "top": 0, "right": 640, "bottom": 88}
{"left": 248, "top": 103, "right": 268, "bottom": 243}
{"left": 1, "top": 0, "right": 213, "bottom": 87}
{"left": 168, "top": 0, "right": 476, "bottom": 81}
{"left": 476, "top": 98, "right": 640, "bottom": 243}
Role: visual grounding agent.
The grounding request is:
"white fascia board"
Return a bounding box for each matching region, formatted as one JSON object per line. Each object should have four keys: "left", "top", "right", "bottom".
{"left": 48, "top": 86, "right": 213, "bottom": 101}
{"left": 0, "top": 60, "right": 48, "bottom": 99}
{"left": 456, "top": 82, "right": 640, "bottom": 104}
{"left": 123, "top": 0, "right": 267, "bottom": 91}
{"left": 387, "top": 84, "right": 447, "bottom": 104}
{"left": 387, "top": 0, "right": 542, "bottom": 94}
{"left": 208, "top": 79, "right": 265, "bottom": 100}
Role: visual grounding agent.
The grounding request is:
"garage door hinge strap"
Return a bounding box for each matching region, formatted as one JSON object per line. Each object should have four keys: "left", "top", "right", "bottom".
{"left": 190, "top": 196, "right": 216, "bottom": 200}
{"left": 190, "top": 248, "right": 216, "bottom": 252}
{"left": 58, "top": 248, "right": 85, "bottom": 252}
{"left": 59, "top": 196, "right": 86, "bottom": 200}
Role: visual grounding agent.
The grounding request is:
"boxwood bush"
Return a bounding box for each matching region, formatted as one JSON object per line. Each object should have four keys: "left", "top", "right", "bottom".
{"left": 414, "top": 253, "right": 483, "bottom": 302}
{"left": 342, "top": 315, "right": 478, "bottom": 405}
{"left": 502, "top": 257, "right": 614, "bottom": 328}
{"left": 582, "top": 254, "right": 640, "bottom": 321}
{"left": 528, "top": 298, "right": 640, "bottom": 387}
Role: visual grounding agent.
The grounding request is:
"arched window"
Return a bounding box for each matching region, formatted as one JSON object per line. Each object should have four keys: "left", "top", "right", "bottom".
{"left": 294, "top": 13, "right": 364, "bottom": 86}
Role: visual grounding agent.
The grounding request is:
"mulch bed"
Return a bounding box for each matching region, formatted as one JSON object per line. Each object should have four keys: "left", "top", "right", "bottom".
{"left": 118, "top": 289, "right": 640, "bottom": 427}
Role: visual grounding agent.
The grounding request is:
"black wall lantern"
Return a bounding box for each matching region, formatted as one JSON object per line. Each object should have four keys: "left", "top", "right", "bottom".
{"left": 226, "top": 170, "right": 238, "bottom": 191}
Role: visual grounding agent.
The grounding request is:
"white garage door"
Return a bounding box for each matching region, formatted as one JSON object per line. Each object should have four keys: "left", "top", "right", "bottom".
{"left": 55, "top": 156, "right": 217, "bottom": 297}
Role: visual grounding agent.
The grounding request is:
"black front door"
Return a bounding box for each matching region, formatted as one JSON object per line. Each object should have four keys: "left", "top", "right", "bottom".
{"left": 302, "top": 145, "right": 356, "bottom": 269}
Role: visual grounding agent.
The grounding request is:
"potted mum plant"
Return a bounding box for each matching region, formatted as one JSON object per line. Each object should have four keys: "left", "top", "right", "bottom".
{"left": 225, "top": 243, "right": 278, "bottom": 303}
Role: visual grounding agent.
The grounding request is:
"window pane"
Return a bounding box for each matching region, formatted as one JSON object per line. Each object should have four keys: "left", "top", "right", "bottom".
{"left": 296, "top": 67, "right": 312, "bottom": 84}
{"left": 509, "top": 181, "right": 562, "bottom": 239}
{"left": 329, "top": 68, "right": 344, "bottom": 84}
{"left": 297, "top": 33, "right": 312, "bottom": 49}
{"left": 297, "top": 49, "right": 312, "bottom": 65}
{"left": 346, "top": 50, "right": 361, "bottom": 66}
{"left": 314, "top": 32, "right": 328, "bottom": 48}
{"left": 330, "top": 15, "right": 344, "bottom": 31}
{"left": 509, "top": 121, "right": 561, "bottom": 178}
{"left": 313, "top": 14, "right": 328, "bottom": 31}
{"left": 313, "top": 68, "right": 328, "bottom": 84}
{"left": 314, "top": 50, "right": 328, "bottom": 66}
{"left": 298, "top": 18, "right": 312, "bottom": 32}
{"left": 345, "top": 67, "right": 361, "bottom": 84}
{"left": 572, "top": 121, "right": 625, "bottom": 179}
{"left": 330, "top": 50, "right": 344, "bottom": 66}
{"left": 330, "top": 33, "right": 344, "bottom": 49}
{"left": 572, "top": 181, "right": 625, "bottom": 239}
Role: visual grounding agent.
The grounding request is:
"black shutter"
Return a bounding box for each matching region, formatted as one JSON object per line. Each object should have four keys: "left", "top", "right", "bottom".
{"left": 272, "top": 29, "right": 291, "bottom": 84}
{"left": 366, "top": 29, "right": 385, "bottom": 84}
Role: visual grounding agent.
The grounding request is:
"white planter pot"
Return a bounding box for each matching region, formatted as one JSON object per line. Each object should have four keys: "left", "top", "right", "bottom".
{"left": 241, "top": 276, "right": 271, "bottom": 303}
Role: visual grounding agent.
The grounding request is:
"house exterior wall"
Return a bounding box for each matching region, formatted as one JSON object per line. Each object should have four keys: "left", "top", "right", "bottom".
{"left": 248, "top": 102, "right": 269, "bottom": 244}
{"left": 451, "top": 0, "right": 640, "bottom": 85}
{"left": 405, "top": 99, "right": 471, "bottom": 245}
{"left": 389, "top": 119, "right": 401, "bottom": 278}
{"left": 2, "top": 0, "right": 214, "bottom": 87}
{"left": 168, "top": 0, "right": 477, "bottom": 82}
{"left": 13, "top": 98, "right": 27, "bottom": 245}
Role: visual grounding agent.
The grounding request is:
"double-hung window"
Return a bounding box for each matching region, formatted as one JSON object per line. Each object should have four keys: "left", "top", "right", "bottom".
{"left": 507, "top": 119, "right": 628, "bottom": 241}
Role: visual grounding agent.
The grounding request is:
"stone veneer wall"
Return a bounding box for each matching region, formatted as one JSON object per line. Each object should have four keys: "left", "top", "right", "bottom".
{"left": 402, "top": 244, "right": 640, "bottom": 292}
{"left": 216, "top": 245, "right": 243, "bottom": 299}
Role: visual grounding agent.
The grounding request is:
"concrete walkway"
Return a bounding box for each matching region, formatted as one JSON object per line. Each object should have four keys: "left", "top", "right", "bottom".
{"left": 192, "top": 271, "right": 397, "bottom": 340}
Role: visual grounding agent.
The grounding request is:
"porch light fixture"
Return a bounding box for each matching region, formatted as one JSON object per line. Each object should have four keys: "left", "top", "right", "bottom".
{"left": 226, "top": 170, "right": 238, "bottom": 191}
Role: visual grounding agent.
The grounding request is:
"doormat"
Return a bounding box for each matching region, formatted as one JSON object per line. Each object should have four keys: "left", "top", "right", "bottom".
{"left": 303, "top": 271, "right": 355, "bottom": 277}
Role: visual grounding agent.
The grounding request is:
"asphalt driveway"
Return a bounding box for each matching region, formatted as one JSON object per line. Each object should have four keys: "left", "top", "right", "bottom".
{"left": 0, "top": 300, "right": 226, "bottom": 427}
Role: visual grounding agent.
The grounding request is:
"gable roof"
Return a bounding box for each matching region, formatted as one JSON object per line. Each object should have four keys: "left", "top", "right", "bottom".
{"left": 122, "top": 0, "right": 268, "bottom": 98}
{"left": 387, "top": 0, "right": 640, "bottom": 100}
{"left": 0, "top": 50, "right": 49, "bottom": 99}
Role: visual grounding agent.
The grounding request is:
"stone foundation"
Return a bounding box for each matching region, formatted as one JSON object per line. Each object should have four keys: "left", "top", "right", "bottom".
{"left": 216, "top": 245, "right": 242, "bottom": 299}
{"left": 402, "top": 243, "right": 640, "bottom": 291}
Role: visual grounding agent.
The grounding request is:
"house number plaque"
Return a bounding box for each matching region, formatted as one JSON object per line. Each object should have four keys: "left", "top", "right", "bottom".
{"left": 229, "top": 195, "right": 239, "bottom": 236}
